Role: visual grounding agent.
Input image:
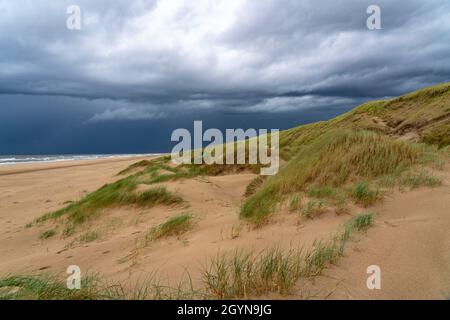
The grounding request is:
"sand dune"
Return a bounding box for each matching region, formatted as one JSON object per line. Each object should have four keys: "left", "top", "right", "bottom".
{"left": 295, "top": 174, "right": 450, "bottom": 299}
{"left": 0, "top": 157, "right": 449, "bottom": 299}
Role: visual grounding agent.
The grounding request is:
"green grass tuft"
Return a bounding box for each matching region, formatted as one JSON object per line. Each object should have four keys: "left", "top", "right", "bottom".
{"left": 347, "top": 212, "right": 374, "bottom": 232}
{"left": 34, "top": 183, "right": 183, "bottom": 227}
{"left": 306, "top": 186, "right": 337, "bottom": 199}
{"left": 203, "top": 212, "right": 375, "bottom": 298}
{"left": 78, "top": 230, "right": 99, "bottom": 243}
{"left": 351, "top": 181, "right": 380, "bottom": 207}
{"left": 39, "top": 229, "right": 56, "bottom": 239}
{"left": 0, "top": 273, "right": 201, "bottom": 300}
{"left": 288, "top": 195, "right": 302, "bottom": 212}
{"left": 0, "top": 274, "right": 107, "bottom": 300}
{"left": 244, "top": 176, "right": 266, "bottom": 198}
{"left": 300, "top": 199, "right": 326, "bottom": 219}
{"left": 146, "top": 214, "right": 193, "bottom": 242}
{"left": 302, "top": 241, "right": 339, "bottom": 277}
{"left": 399, "top": 170, "right": 442, "bottom": 189}
{"left": 202, "top": 248, "right": 301, "bottom": 299}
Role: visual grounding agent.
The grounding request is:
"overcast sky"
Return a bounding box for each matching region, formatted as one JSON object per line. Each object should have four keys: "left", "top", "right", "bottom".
{"left": 1, "top": 0, "right": 449, "bottom": 154}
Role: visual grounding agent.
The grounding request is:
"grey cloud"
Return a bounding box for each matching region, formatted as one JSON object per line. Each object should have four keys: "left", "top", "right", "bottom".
{"left": 232, "top": 95, "right": 356, "bottom": 113}
{"left": 0, "top": 0, "right": 449, "bottom": 115}
{"left": 88, "top": 107, "right": 166, "bottom": 122}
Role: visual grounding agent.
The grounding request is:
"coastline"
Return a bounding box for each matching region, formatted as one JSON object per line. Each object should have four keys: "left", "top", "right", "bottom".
{"left": 0, "top": 154, "right": 163, "bottom": 176}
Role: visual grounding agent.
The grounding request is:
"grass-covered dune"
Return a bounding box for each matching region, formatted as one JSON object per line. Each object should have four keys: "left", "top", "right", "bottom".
{"left": 279, "top": 82, "right": 450, "bottom": 159}
{"left": 242, "top": 83, "right": 449, "bottom": 224}
{"left": 31, "top": 156, "right": 190, "bottom": 235}
{"left": 242, "top": 129, "right": 444, "bottom": 224}
{"left": 31, "top": 83, "right": 449, "bottom": 230}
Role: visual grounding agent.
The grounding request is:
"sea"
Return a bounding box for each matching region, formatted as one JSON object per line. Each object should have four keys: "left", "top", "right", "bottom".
{"left": 0, "top": 154, "right": 160, "bottom": 166}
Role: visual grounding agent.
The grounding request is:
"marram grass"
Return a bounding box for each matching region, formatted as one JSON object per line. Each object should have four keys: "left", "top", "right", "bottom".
{"left": 241, "top": 129, "right": 440, "bottom": 224}
{"left": 3, "top": 213, "right": 374, "bottom": 300}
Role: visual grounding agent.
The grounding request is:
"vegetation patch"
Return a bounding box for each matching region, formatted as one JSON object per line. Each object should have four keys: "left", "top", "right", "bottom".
{"left": 346, "top": 212, "right": 374, "bottom": 232}
{"left": 2, "top": 213, "right": 374, "bottom": 300}
{"left": 34, "top": 179, "right": 183, "bottom": 227}
{"left": 306, "top": 186, "right": 337, "bottom": 199}
{"left": 39, "top": 229, "right": 56, "bottom": 240}
{"left": 242, "top": 129, "right": 427, "bottom": 223}
{"left": 202, "top": 212, "right": 375, "bottom": 299}
{"left": 118, "top": 159, "right": 154, "bottom": 175}
{"left": 0, "top": 273, "right": 200, "bottom": 300}
{"left": 288, "top": 195, "right": 302, "bottom": 212}
{"left": 0, "top": 274, "right": 108, "bottom": 300}
{"left": 399, "top": 170, "right": 442, "bottom": 189}
{"left": 202, "top": 248, "right": 301, "bottom": 298}
{"left": 299, "top": 199, "right": 325, "bottom": 219}
{"left": 78, "top": 230, "right": 100, "bottom": 243}
{"left": 146, "top": 214, "right": 193, "bottom": 242}
{"left": 244, "top": 176, "right": 266, "bottom": 198}
{"left": 62, "top": 223, "right": 76, "bottom": 237}
{"left": 333, "top": 195, "right": 349, "bottom": 215}
{"left": 350, "top": 181, "right": 380, "bottom": 207}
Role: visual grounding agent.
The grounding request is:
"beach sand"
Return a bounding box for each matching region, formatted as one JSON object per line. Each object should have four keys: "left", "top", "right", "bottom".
{"left": 0, "top": 156, "right": 449, "bottom": 299}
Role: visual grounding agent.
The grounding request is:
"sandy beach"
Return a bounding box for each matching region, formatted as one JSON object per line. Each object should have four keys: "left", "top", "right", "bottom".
{"left": 1, "top": 155, "right": 449, "bottom": 299}
{"left": 0, "top": 156, "right": 348, "bottom": 286}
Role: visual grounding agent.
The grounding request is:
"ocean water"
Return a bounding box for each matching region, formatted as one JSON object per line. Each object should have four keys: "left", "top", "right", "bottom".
{"left": 0, "top": 154, "right": 159, "bottom": 165}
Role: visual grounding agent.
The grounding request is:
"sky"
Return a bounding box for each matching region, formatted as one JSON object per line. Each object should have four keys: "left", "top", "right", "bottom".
{"left": 0, "top": 0, "right": 449, "bottom": 154}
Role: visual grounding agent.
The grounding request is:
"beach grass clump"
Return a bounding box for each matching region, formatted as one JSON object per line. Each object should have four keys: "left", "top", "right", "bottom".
{"left": 338, "top": 212, "right": 374, "bottom": 254}
{"left": 288, "top": 195, "right": 302, "bottom": 212}
{"left": 303, "top": 212, "right": 374, "bottom": 276}
{"left": 180, "top": 138, "right": 271, "bottom": 177}
{"left": 346, "top": 212, "right": 374, "bottom": 232}
{"left": 241, "top": 129, "right": 426, "bottom": 224}
{"left": 306, "top": 185, "right": 337, "bottom": 199}
{"left": 422, "top": 123, "right": 450, "bottom": 148}
{"left": 202, "top": 248, "right": 301, "bottom": 299}
{"left": 244, "top": 176, "right": 266, "bottom": 198}
{"left": 0, "top": 273, "right": 201, "bottom": 300}
{"left": 240, "top": 187, "right": 280, "bottom": 226}
{"left": 0, "top": 274, "right": 109, "bottom": 300}
{"left": 117, "top": 159, "right": 153, "bottom": 175}
{"left": 118, "top": 156, "right": 172, "bottom": 175}
{"left": 62, "top": 223, "right": 76, "bottom": 237}
{"left": 302, "top": 240, "right": 339, "bottom": 277}
{"left": 39, "top": 229, "right": 56, "bottom": 240}
{"left": 203, "top": 212, "right": 375, "bottom": 298}
{"left": 146, "top": 214, "right": 193, "bottom": 242}
{"left": 131, "top": 187, "right": 184, "bottom": 207}
{"left": 32, "top": 154, "right": 222, "bottom": 229}
{"left": 78, "top": 230, "right": 99, "bottom": 243}
{"left": 399, "top": 170, "right": 442, "bottom": 189}
{"left": 351, "top": 181, "right": 380, "bottom": 207}
{"left": 299, "top": 199, "right": 326, "bottom": 219}
{"left": 333, "top": 194, "right": 349, "bottom": 215}
{"left": 35, "top": 179, "right": 183, "bottom": 226}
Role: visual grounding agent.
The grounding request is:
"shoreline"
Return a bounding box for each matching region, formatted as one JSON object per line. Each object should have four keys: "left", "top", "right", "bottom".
{"left": 0, "top": 154, "right": 164, "bottom": 176}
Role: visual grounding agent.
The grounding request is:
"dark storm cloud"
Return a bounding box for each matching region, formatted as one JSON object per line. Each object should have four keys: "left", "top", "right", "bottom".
{"left": 0, "top": 0, "right": 449, "bottom": 121}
